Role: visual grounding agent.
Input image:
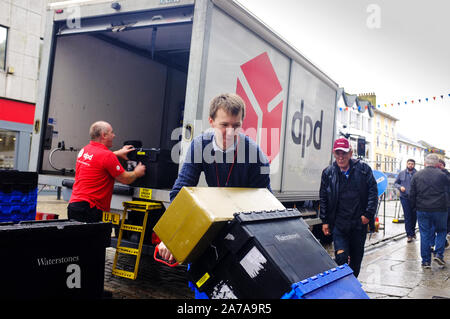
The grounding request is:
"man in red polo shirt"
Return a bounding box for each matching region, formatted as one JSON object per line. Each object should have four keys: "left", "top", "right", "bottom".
{"left": 68, "top": 121, "right": 146, "bottom": 222}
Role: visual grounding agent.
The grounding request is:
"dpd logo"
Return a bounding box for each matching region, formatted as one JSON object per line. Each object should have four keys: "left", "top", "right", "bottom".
{"left": 236, "top": 52, "right": 284, "bottom": 162}
{"left": 291, "top": 100, "right": 323, "bottom": 158}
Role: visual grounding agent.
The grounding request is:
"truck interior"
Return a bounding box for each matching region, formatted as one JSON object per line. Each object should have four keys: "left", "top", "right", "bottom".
{"left": 41, "top": 6, "right": 194, "bottom": 190}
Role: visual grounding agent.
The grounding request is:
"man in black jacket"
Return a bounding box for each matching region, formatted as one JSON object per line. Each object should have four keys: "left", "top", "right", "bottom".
{"left": 319, "top": 138, "right": 378, "bottom": 277}
{"left": 410, "top": 154, "right": 449, "bottom": 268}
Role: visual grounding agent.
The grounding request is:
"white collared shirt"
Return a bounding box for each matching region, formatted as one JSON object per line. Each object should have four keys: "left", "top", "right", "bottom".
{"left": 212, "top": 132, "right": 237, "bottom": 153}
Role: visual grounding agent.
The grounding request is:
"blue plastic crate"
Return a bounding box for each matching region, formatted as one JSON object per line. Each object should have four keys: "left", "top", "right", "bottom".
{"left": 0, "top": 203, "right": 22, "bottom": 214}
{"left": 0, "top": 188, "right": 37, "bottom": 204}
{"left": 281, "top": 264, "right": 369, "bottom": 299}
{"left": 188, "top": 281, "right": 209, "bottom": 299}
{"left": 189, "top": 264, "right": 369, "bottom": 300}
{"left": 23, "top": 188, "right": 38, "bottom": 204}
{"left": 0, "top": 202, "right": 36, "bottom": 222}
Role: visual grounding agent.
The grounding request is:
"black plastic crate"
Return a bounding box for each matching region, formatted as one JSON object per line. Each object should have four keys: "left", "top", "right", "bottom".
{"left": 0, "top": 170, "right": 38, "bottom": 194}
{"left": 0, "top": 220, "right": 111, "bottom": 299}
{"left": 188, "top": 208, "right": 338, "bottom": 299}
{"left": 126, "top": 148, "right": 178, "bottom": 189}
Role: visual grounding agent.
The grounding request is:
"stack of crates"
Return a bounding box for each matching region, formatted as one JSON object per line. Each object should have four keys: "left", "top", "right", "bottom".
{"left": 187, "top": 208, "right": 369, "bottom": 299}
{"left": 0, "top": 171, "right": 38, "bottom": 222}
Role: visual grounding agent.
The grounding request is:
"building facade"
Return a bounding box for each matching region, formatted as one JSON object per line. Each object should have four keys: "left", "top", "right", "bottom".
{"left": 335, "top": 89, "right": 374, "bottom": 162}
{"left": 372, "top": 107, "right": 399, "bottom": 173}
{"left": 0, "top": 0, "right": 46, "bottom": 170}
{"left": 397, "top": 133, "right": 426, "bottom": 170}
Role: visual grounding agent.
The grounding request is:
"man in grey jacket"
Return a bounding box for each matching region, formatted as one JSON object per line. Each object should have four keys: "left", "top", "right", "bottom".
{"left": 394, "top": 159, "right": 417, "bottom": 242}
{"left": 410, "top": 154, "right": 448, "bottom": 268}
{"left": 437, "top": 159, "right": 450, "bottom": 248}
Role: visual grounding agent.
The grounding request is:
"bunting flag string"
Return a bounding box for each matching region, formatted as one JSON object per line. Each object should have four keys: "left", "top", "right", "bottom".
{"left": 376, "top": 92, "right": 449, "bottom": 109}
{"left": 338, "top": 92, "right": 450, "bottom": 111}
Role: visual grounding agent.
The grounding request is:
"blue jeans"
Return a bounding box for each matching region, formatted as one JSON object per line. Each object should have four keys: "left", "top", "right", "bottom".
{"left": 400, "top": 197, "right": 416, "bottom": 237}
{"left": 417, "top": 211, "right": 448, "bottom": 263}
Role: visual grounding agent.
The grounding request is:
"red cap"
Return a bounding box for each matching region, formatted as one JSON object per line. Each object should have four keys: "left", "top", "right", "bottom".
{"left": 333, "top": 138, "right": 350, "bottom": 152}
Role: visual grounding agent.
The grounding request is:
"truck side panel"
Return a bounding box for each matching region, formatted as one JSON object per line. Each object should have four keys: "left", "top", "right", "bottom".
{"left": 191, "top": 3, "right": 337, "bottom": 197}
{"left": 282, "top": 61, "right": 336, "bottom": 197}
{"left": 198, "top": 5, "right": 291, "bottom": 192}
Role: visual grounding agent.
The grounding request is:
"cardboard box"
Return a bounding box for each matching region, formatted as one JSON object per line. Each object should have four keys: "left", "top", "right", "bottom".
{"left": 153, "top": 187, "right": 285, "bottom": 264}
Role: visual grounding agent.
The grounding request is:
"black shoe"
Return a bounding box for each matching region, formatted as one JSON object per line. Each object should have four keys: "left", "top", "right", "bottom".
{"left": 422, "top": 262, "right": 431, "bottom": 269}
{"left": 433, "top": 256, "right": 446, "bottom": 267}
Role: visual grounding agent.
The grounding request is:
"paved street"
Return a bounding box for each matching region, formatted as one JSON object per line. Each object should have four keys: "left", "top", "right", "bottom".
{"left": 36, "top": 194, "right": 449, "bottom": 299}
{"left": 360, "top": 232, "right": 450, "bottom": 299}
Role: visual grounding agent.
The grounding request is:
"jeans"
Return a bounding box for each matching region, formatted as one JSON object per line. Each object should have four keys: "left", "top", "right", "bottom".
{"left": 332, "top": 220, "right": 367, "bottom": 277}
{"left": 400, "top": 197, "right": 417, "bottom": 237}
{"left": 417, "top": 211, "right": 448, "bottom": 263}
{"left": 448, "top": 207, "right": 450, "bottom": 234}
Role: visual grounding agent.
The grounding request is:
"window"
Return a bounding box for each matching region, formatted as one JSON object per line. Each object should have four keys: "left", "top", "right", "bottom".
{"left": 340, "top": 108, "right": 348, "bottom": 126}
{"left": 0, "top": 130, "right": 17, "bottom": 169}
{"left": 366, "top": 117, "right": 372, "bottom": 133}
{"left": 376, "top": 153, "right": 382, "bottom": 170}
{"left": 38, "top": 38, "right": 44, "bottom": 76}
{"left": 385, "top": 156, "right": 390, "bottom": 172}
{"left": 0, "top": 25, "right": 7, "bottom": 70}
{"left": 350, "top": 111, "right": 357, "bottom": 129}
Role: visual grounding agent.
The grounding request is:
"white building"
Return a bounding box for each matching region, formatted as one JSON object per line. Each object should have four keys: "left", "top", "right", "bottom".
{"left": 0, "top": 0, "right": 47, "bottom": 170}
{"left": 396, "top": 133, "right": 426, "bottom": 171}
{"left": 335, "top": 88, "right": 374, "bottom": 162}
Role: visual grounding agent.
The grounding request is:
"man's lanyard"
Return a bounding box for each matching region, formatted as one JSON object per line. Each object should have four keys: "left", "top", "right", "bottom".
{"left": 214, "top": 143, "right": 238, "bottom": 187}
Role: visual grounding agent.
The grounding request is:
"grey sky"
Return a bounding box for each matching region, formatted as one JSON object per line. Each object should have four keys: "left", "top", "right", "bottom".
{"left": 238, "top": 0, "right": 450, "bottom": 151}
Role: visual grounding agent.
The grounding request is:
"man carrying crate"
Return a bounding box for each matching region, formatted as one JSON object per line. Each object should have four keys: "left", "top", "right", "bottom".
{"left": 157, "top": 93, "right": 272, "bottom": 263}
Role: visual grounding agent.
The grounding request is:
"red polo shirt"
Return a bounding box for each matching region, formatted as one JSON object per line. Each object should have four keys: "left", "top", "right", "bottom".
{"left": 70, "top": 141, "right": 125, "bottom": 212}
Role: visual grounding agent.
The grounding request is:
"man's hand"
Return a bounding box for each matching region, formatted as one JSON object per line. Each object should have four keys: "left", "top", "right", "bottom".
{"left": 114, "top": 145, "right": 135, "bottom": 160}
{"left": 157, "top": 241, "right": 175, "bottom": 263}
{"left": 400, "top": 186, "right": 406, "bottom": 193}
{"left": 322, "top": 224, "right": 331, "bottom": 236}
{"left": 115, "top": 162, "right": 145, "bottom": 185}
{"left": 361, "top": 215, "right": 369, "bottom": 225}
{"left": 134, "top": 162, "right": 146, "bottom": 178}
